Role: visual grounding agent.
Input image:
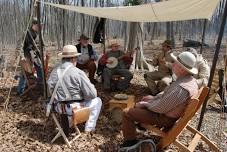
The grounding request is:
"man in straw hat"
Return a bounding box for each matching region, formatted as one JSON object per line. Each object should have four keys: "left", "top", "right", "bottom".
{"left": 98, "top": 42, "right": 133, "bottom": 91}
{"left": 120, "top": 51, "right": 199, "bottom": 149}
{"left": 75, "top": 34, "right": 98, "bottom": 84}
{"left": 16, "top": 18, "right": 44, "bottom": 95}
{"left": 47, "top": 45, "right": 102, "bottom": 134}
{"left": 144, "top": 40, "right": 174, "bottom": 95}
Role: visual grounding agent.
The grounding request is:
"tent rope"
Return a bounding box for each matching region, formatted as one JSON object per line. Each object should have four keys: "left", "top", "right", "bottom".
{"left": 3, "top": 1, "right": 37, "bottom": 111}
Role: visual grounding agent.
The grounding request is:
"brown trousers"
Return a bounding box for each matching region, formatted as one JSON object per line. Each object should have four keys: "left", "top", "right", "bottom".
{"left": 145, "top": 71, "right": 172, "bottom": 95}
{"left": 122, "top": 107, "right": 177, "bottom": 140}
{"left": 76, "top": 60, "right": 96, "bottom": 82}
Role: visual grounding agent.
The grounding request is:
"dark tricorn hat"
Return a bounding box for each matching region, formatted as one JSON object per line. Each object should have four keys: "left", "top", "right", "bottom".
{"left": 78, "top": 34, "right": 89, "bottom": 41}
{"left": 162, "top": 40, "right": 173, "bottom": 48}
{"left": 31, "top": 18, "right": 43, "bottom": 25}
{"left": 32, "top": 18, "right": 39, "bottom": 25}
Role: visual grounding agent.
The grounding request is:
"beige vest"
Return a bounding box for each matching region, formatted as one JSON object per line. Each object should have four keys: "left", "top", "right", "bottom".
{"left": 153, "top": 50, "right": 173, "bottom": 74}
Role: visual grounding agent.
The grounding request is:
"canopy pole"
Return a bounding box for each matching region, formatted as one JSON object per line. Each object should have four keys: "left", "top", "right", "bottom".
{"left": 37, "top": 1, "right": 47, "bottom": 99}
{"left": 103, "top": 20, "right": 106, "bottom": 54}
{"left": 200, "top": 20, "right": 207, "bottom": 54}
{"left": 197, "top": 0, "right": 227, "bottom": 130}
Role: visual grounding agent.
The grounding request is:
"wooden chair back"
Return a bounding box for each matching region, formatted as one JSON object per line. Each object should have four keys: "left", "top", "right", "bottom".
{"left": 195, "top": 86, "right": 209, "bottom": 112}
{"left": 157, "top": 87, "right": 209, "bottom": 150}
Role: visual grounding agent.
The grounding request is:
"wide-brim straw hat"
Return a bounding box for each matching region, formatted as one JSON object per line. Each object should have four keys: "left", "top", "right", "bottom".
{"left": 108, "top": 42, "right": 120, "bottom": 48}
{"left": 58, "top": 45, "right": 81, "bottom": 58}
{"left": 170, "top": 51, "right": 198, "bottom": 75}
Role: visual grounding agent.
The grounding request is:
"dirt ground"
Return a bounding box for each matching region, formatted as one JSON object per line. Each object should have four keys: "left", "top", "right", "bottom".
{"left": 0, "top": 43, "right": 226, "bottom": 152}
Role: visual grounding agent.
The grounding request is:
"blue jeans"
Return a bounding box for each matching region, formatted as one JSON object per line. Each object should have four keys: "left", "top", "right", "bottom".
{"left": 17, "top": 74, "right": 26, "bottom": 95}
{"left": 17, "top": 65, "right": 43, "bottom": 95}
{"left": 35, "top": 64, "right": 43, "bottom": 81}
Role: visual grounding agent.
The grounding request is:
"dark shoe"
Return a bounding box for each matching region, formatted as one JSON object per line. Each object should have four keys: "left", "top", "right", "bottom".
{"left": 120, "top": 140, "right": 138, "bottom": 148}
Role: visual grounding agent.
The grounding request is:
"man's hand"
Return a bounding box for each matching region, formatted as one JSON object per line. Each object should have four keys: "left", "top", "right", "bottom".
{"left": 135, "top": 101, "right": 151, "bottom": 108}
{"left": 141, "top": 95, "right": 154, "bottom": 102}
{"left": 135, "top": 95, "right": 154, "bottom": 108}
{"left": 20, "top": 54, "right": 26, "bottom": 61}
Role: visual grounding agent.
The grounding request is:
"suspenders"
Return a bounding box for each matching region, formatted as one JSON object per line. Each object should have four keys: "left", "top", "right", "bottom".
{"left": 46, "top": 65, "right": 72, "bottom": 116}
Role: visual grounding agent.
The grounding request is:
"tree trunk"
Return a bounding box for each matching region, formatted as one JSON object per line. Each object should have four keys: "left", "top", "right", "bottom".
{"left": 81, "top": 0, "right": 85, "bottom": 34}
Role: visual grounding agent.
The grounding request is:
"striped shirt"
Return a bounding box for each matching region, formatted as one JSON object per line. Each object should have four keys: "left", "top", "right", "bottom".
{"left": 146, "top": 75, "right": 198, "bottom": 118}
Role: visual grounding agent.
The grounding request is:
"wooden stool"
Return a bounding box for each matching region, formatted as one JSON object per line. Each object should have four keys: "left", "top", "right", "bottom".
{"left": 109, "top": 95, "right": 135, "bottom": 123}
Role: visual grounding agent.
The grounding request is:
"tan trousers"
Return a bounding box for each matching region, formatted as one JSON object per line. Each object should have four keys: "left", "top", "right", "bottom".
{"left": 122, "top": 107, "right": 177, "bottom": 141}
{"left": 76, "top": 60, "right": 96, "bottom": 82}
{"left": 144, "top": 71, "right": 172, "bottom": 95}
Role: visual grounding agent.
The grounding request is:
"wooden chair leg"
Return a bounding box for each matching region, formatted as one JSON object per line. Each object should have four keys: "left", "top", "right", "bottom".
{"left": 69, "top": 126, "right": 81, "bottom": 144}
{"left": 51, "top": 131, "right": 61, "bottom": 143}
{"left": 186, "top": 125, "right": 221, "bottom": 152}
{"left": 51, "top": 113, "right": 71, "bottom": 148}
{"left": 173, "top": 140, "right": 191, "bottom": 152}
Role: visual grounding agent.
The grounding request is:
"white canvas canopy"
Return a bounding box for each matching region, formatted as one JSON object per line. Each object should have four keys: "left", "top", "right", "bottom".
{"left": 41, "top": 0, "right": 220, "bottom": 22}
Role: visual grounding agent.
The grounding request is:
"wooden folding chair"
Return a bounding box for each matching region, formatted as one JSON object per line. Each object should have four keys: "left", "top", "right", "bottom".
{"left": 142, "top": 87, "right": 221, "bottom": 151}
{"left": 50, "top": 106, "right": 90, "bottom": 148}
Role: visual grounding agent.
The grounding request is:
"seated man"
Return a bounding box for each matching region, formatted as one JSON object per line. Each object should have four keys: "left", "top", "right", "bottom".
{"left": 76, "top": 34, "right": 98, "bottom": 84}
{"left": 144, "top": 40, "right": 174, "bottom": 95}
{"left": 121, "top": 51, "right": 199, "bottom": 148}
{"left": 99, "top": 42, "right": 133, "bottom": 91}
{"left": 47, "top": 45, "right": 102, "bottom": 134}
{"left": 188, "top": 48, "right": 210, "bottom": 88}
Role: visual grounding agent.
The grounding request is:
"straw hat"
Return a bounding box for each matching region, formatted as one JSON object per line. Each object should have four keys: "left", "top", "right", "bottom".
{"left": 108, "top": 42, "right": 120, "bottom": 49}
{"left": 58, "top": 45, "right": 81, "bottom": 58}
{"left": 170, "top": 51, "right": 198, "bottom": 75}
